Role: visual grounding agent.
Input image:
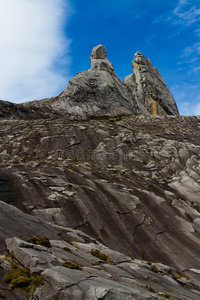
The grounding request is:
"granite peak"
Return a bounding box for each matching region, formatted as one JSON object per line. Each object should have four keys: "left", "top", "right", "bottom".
{"left": 0, "top": 45, "right": 179, "bottom": 119}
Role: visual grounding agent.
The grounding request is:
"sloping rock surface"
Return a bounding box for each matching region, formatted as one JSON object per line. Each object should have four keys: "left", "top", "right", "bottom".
{"left": 0, "top": 115, "right": 199, "bottom": 275}
{"left": 0, "top": 45, "right": 179, "bottom": 119}
{"left": 1, "top": 202, "right": 200, "bottom": 300}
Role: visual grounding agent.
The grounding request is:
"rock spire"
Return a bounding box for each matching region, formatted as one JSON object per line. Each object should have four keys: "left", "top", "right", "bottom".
{"left": 0, "top": 44, "right": 179, "bottom": 119}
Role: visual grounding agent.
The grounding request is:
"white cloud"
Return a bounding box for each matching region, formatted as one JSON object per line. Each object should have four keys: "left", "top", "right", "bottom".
{"left": 177, "top": 43, "right": 200, "bottom": 74}
{"left": 173, "top": 0, "right": 200, "bottom": 26}
{"left": 0, "top": 0, "right": 73, "bottom": 103}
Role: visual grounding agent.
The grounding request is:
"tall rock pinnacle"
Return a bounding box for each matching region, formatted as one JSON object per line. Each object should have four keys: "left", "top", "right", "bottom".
{"left": 90, "top": 44, "right": 115, "bottom": 73}
{"left": 56, "top": 44, "right": 142, "bottom": 118}
{"left": 130, "top": 52, "right": 179, "bottom": 115}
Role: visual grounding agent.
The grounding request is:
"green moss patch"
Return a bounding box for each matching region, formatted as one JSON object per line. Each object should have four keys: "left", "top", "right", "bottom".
{"left": 27, "top": 236, "right": 51, "bottom": 247}
{"left": 62, "top": 261, "right": 82, "bottom": 270}
{"left": 90, "top": 249, "right": 109, "bottom": 262}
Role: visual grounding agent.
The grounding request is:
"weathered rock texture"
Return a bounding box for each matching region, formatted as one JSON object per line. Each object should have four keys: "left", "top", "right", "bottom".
{"left": 0, "top": 115, "right": 199, "bottom": 270}
{"left": 1, "top": 201, "right": 200, "bottom": 300}
{"left": 1, "top": 45, "right": 199, "bottom": 300}
{"left": 0, "top": 45, "right": 179, "bottom": 119}
{"left": 125, "top": 52, "right": 179, "bottom": 116}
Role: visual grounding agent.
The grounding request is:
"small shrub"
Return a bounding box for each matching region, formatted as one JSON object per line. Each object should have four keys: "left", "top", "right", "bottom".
{"left": 62, "top": 261, "right": 82, "bottom": 270}
{"left": 150, "top": 265, "right": 159, "bottom": 273}
{"left": 90, "top": 249, "right": 109, "bottom": 261}
{"left": 27, "top": 236, "right": 51, "bottom": 247}
{"left": 27, "top": 275, "right": 44, "bottom": 294}
{"left": 3, "top": 267, "right": 43, "bottom": 294}
{"left": 147, "top": 261, "right": 152, "bottom": 265}
{"left": 0, "top": 290, "right": 6, "bottom": 299}
{"left": 3, "top": 268, "right": 30, "bottom": 283}
{"left": 27, "top": 236, "right": 38, "bottom": 244}
{"left": 63, "top": 247, "right": 72, "bottom": 253}
{"left": 9, "top": 276, "right": 31, "bottom": 289}
{"left": 37, "top": 236, "right": 51, "bottom": 247}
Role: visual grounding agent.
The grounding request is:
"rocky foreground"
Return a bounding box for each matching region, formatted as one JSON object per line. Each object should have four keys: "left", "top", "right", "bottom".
{"left": 0, "top": 45, "right": 200, "bottom": 299}
{"left": 1, "top": 200, "right": 200, "bottom": 300}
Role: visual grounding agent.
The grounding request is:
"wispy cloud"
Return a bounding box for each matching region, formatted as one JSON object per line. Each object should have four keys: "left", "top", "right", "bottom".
{"left": 0, "top": 0, "right": 73, "bottom": 103}
{"left": 177, "top": 42, "right": 200, "bottom": 73}
{"left": 171, "top": 84, "right": 200, "bottom": 115}
{"left": 173, "top": 0, "right": 200, "bottom": 26}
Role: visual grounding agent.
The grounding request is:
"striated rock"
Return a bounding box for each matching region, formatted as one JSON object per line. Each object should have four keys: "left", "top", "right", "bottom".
{"left": 0, "top": 115, "right": 199, "bottom": 274}
{"left": 2, "top": 233, "right": 200, "bottom": 300}
{"left": 128, "top": 52, "right": 179, "bottom": 116}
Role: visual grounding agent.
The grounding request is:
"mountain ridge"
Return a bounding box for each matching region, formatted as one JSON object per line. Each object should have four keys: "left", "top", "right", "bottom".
{"left": 0, "top": 45, "right": 179, "bottom": 120}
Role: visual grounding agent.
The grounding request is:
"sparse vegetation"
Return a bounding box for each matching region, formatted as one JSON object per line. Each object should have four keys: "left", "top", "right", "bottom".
{"left": 9, "top": 276, "right": 31, "bottom": 289}
{"left": 0, "top": 290, "right": 6, "bottom": 299}
{"left": 3, "top": 267, "right": 30, "bottom": 285}
{"left": 63, "top": 247, "right": 72, "bottom": 253}
{"left": 176, "top": 273, "right": 190, "bottom": 280}
{"left": 150, "top": 265, "right": 159, "bottom": 273}
{"left": 27, "top": 236, "right": 38, "bottom": 244}
{"left": 37, "top": 236, "right": 51, "bottom": 247}
{"left": 27, "top": 236, "right": 51, "bottom": 247}
{"left": 3, "top": 267, "right": 44, "bottom": 294}
{"left": 156, "top": 291, "right": 180, "bottom": 299}
{"left": 62, "top": 261, "right": 82, "bottom": 270}
{"left": 90, "top": 249, "right": 109, "bottom": 261}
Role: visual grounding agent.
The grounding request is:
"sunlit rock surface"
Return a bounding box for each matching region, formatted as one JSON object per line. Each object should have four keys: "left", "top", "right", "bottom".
{"left": 0, "top": 45, "right": 179, "bottom": 119}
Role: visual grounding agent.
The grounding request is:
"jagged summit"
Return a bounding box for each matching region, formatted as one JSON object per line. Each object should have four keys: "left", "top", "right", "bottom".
{"left": 131, "top": 52, "right": 179, "bottom": 116}
{"left": 0, "top": 45, "right": 179, "bottom": 119}
{"left": 89, "top": 44, "right": 115, "bottom": 73}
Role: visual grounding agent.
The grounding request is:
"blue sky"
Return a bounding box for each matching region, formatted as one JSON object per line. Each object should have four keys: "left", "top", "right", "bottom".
{"left": 1, "top": 0, "right": 200, "bottom": 115}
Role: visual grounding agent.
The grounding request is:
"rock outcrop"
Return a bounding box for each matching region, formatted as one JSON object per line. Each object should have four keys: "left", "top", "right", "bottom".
{"left": 125, "top": 52, "right": 179, "bottom": 116}
{"left": 0, "top": 45, "right": 179, "bottom": 119}
{"left": 1, "top": 201, "right": 200, "bottom": 300}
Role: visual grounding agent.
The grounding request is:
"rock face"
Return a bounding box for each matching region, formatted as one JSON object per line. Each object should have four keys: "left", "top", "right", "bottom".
{"left": 0, "top": 45, "right": 179, "bottom": 119}
{"left": 126, "top": 52, "right": 179, "bottom": 116}
{"left": 0, "top": 115, "right": 199, "bottom": 272}
{"left": 1, "top": 202, "right": 200, "bottom": 300}
{"left": 53, "top": 44, "right": 143, "bottom": 118}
